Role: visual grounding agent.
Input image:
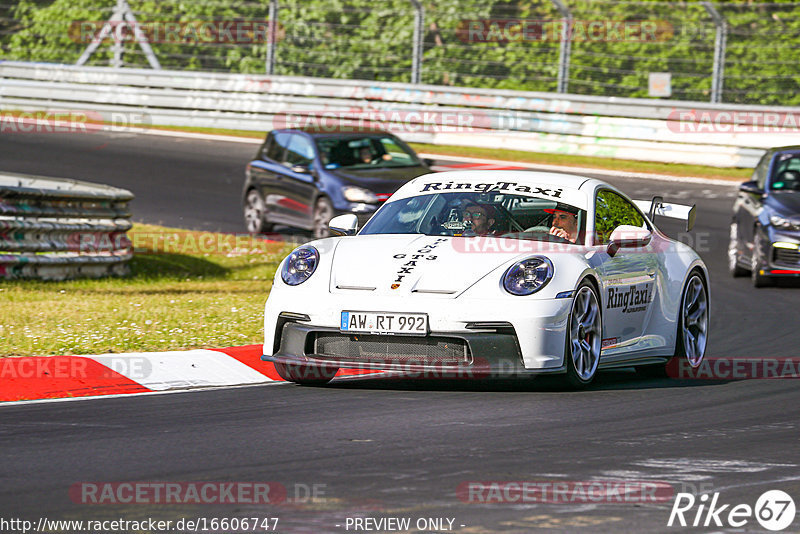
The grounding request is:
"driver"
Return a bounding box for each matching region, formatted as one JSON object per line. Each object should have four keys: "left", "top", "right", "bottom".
{"left": 462, "top": 202, "right": 497, "bottom": 236}
{"left": 545, "top": 203, "right": 579, "bottom": 243}
{"left": 358, "top": 146, "right": 392, "bottom": 164}
{"left": 358, "top": 146, "right": 374, "bottom": 164}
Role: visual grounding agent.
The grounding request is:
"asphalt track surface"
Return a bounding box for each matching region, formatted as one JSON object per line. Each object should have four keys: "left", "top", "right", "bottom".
{"left": 2, "top": 131, "right": 800, "bottom": 533}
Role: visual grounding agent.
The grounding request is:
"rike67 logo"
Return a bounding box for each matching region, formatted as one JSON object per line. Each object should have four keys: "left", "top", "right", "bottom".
{"left": 668, "top": 490, "right": 796, "bottom": 531}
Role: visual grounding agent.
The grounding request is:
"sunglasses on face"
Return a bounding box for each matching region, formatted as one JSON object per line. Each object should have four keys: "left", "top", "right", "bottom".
{"left": 463, "top": 211, "right": 485, "bottom": 218}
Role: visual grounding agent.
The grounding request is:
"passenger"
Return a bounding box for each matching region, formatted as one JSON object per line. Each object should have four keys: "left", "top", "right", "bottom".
{"left": 545, "top": 203, "right": 579, "bottom": 243}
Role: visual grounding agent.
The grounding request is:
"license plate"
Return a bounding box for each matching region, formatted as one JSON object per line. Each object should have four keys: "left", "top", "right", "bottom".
{"left": 340, "top": 311, "right": 428, "bottom": 335}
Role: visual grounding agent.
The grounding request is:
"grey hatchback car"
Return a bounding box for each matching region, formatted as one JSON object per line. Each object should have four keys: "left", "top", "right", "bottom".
{"left": 243, "top": 128, "right": 432, "bottom": 238}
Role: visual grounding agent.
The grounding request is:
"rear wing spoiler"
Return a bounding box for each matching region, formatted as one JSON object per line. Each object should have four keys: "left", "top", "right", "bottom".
{"left": 633, "top": 196, "right": 696, "bottom": 231}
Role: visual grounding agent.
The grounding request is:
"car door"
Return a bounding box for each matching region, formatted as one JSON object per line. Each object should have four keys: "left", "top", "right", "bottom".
{"left": 250, "top": 132, "right": 295, "bottom": 226}
{"left": 593, "top": 189, "right": 659, "bottom": 354}
{"left": 278, "top": 133, "right": 320, "bottom": 229}
{"left": 735, "top": 151, "right": 771, "bottom": 261}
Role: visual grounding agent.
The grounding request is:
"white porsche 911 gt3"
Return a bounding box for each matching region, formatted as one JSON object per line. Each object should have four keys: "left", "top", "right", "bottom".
{"left": 262, "top": 170, "right": 709, "bottom": 388}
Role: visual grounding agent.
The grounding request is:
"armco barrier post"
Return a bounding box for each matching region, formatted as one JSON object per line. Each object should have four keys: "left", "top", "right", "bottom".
{"left": 0, "top": 173, "right": 134, "bottom": 280}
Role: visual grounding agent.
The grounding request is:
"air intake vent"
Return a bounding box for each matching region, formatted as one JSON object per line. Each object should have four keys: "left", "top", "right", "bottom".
{"left": 312, "top": 333, "right": 469, "bottom": 365}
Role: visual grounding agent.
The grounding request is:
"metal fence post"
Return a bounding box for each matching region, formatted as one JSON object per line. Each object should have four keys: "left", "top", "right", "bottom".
{"left": 266, "top": 0, "right": 278, "bottom": 75}
{"left": 550, "top": 0, "right": 572, "bottom": 94}
{"left": 409, "top": 0, "right": 424, "bottom": 84}
{"left": 76, "top": 0, "right": 160, "bottom": 69}
{"left": 703, "top": 2, "right": 727, "bottom": 104}
{"left": 111, "top": 0, "right": 124, "bottom": 67}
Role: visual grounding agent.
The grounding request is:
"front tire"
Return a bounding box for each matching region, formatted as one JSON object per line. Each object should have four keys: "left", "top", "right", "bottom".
{"left": 312, "top": 197, "right": 334, "bottom": 239}
{"left": 751, "top": 231, "right": 772, "bottom": 287}
{"left": 564, "top": 282, "right": 603, "bottom": 388}
{"left": 274, "top": 362, "right": 338, "bottom": 386}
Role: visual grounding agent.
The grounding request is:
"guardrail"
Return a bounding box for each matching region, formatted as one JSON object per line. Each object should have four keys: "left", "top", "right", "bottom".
{"left": 2, "top": 61, "right": 800, "bottom": 167}
{"left": 0, "top": 172, "right": 134, "bottom": 280}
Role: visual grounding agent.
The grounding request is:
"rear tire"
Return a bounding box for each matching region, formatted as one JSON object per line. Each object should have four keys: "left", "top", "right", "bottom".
{"left": 312, "top": 197, "right": 334, "bottom": 239}
{"left": 728, "top": 222, "right": 748, "bottom": 277}
{"left": 637, "top": 270, "right": 709, "bottom": 378}
{"left": 274, "top": 362, "right": 338, "bottom": 386}
{"left": 244, "top": 189, "right": 273, "bottom": 234}
{"left": 563, "top": 282, "right": 602, "bottom": 389}
{"left": 675, "top": 271, "right": 709, "bottom": 367}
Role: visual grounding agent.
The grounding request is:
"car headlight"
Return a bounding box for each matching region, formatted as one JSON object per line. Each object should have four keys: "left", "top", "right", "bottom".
{"left": 281, "top": 246, "right": 319, "bottom": 286}
{"left": 769, "top": 215, "right": 800, "bottom": 231}
{"left": 502, "top": 256, "right": 553, "bottom": 296}
{"left": 343, "top": 186, "right": 378, "bottom": 203}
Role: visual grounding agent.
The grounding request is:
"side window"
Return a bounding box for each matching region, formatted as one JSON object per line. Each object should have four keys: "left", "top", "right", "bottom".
{"left": 266, "top": 132, "right": 290, "bottom": 162}
{"left": 769, "top": 153, "right": 800, "bottom": 191}
{"left": 259, "top": 134, "right": 274, "bottom": 160}
{"left": 754, "top": 153, "right": 771, "bottom": 189}
{"left": 285, "top": 135, "right": 315, "bottom": 167}
{"left": 594, "top": 190, "right": 645, "bottom": 245}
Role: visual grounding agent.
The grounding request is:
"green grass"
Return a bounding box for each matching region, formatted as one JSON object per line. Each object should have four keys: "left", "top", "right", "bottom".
{"left": 0, "top": 224, "right": 294, "bottom": 357}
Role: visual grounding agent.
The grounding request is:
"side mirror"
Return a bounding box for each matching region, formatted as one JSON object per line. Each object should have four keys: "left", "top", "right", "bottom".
{"left": 328, "top": 214, "right": 359, "bottom": 236}
{"left": 739, "top": 180, "right": 763, "bottom": 195}
{"left": 607, "top": 225, "right": 652, "bottom": 257}
{"left": 290, "top": 164, "right": 312, "bottom": 174}
{"left": 423, "top": 158, "right": 435, "bottom": 167}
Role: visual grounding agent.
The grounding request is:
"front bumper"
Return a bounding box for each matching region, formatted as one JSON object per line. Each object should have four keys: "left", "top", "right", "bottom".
{"left": 263, "top": 321, "right": 563, "bottom": 377}
{"left": 765, "top": 231, "right": 800, "bottom": 275}
{"left": 263, "top": 291, "right": 573, "bottom": 374}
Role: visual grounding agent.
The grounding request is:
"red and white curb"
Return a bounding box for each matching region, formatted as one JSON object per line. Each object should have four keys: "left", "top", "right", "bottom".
{"left": 0, "top": 345, "right": 373, "bottom": 403}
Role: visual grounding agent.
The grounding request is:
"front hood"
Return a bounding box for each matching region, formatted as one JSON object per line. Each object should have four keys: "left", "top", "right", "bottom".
{"left": 330, "top": 166, "right": 429, "bottom": 193}
{"left": 329, "top": 234, "right": 548, "bottom": 297}
{"left": 766, "top": 191, "right": 800, "bottom": 216}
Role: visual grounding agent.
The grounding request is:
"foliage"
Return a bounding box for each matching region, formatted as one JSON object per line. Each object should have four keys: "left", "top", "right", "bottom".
{"left": 2, "top": 0, "right": 799, "bottom": 105}
{"left": 595, "top": 190, "right": 645, "bottom": 244}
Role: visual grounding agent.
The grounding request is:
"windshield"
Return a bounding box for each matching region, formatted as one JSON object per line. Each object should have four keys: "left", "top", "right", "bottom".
{"left": 316, "top": 135, "right": 420, "bottom": 169}
{"left": 360, "top": 192, "right": 587, "bottom": 244}
{"left": 770, "top": 153, "right": 800, "bottom": 192}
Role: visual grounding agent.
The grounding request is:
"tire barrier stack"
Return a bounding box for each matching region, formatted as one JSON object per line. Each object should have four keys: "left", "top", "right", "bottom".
{"left": 0, "top": 172, "right": 134, "bottom": 280}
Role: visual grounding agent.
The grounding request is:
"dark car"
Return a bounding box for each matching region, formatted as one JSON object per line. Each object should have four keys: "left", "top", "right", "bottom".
{"left": 242, "top": 128, "right": 432, "bottom": 238}
{"left": 729, "top": 145, "right": 800, "bottom": 287}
